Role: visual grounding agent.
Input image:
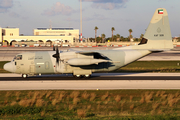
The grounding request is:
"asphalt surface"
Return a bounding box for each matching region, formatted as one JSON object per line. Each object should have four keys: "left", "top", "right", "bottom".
{"left": 1, "top": 75, "right": 180, "bottom": 81}
{"left": 1, "top": 73, "right": 180, "bottom": 90}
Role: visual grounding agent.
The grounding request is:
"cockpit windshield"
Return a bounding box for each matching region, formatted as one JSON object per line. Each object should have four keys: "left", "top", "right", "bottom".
{"left": 14, "top": 55, "right": 22, "bottom": 60}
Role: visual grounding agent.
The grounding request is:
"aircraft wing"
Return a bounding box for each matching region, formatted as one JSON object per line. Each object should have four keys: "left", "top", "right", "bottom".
{"left": 76, "top": 51, "right": 108, "bottom": 59}
{"left": 148, "top": 49, "right": 172, "bottom": 52}
{"left": 72, "top": 51, "right": 120, "bottom": 65}
{"left": 76, "top": 51, "right": 99, "bottom": 54}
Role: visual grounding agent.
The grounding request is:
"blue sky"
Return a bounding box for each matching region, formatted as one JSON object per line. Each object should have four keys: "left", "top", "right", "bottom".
{"left": 0, "top": 0, "right": 179, "bottom": 38}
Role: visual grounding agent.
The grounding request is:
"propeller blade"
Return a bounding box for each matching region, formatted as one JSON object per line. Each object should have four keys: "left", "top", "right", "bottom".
{"left": 57, "top": 57, "right": 59, "bottom": 65}
{"left": 52, "top": 46, "right": 60, "bottom": 65}
{"left": 56, "top": 46, "right": 59, "bottom": 54}
{"left": 53, "top": 46, "right": 55, "bottom": 51}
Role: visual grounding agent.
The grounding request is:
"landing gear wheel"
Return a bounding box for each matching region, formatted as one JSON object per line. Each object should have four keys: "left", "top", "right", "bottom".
{"left": 74, "top": 75, "right": 82, "bottom": 78}
{"left": 22, "top": 74, "right": 28, "bottom": 78}
{"left": 84, "top": 74, "right": 91, "bottom": 78}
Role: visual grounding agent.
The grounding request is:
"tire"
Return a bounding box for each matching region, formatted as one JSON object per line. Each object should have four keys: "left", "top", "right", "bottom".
{"left": 22, "top": 74, "right": 28, "bottom": 78}
{"left": 74, "top": 75, "right": 82, "bottom": 78}
{"left": 84, "top": 74, "right": 91, "bottom": 78}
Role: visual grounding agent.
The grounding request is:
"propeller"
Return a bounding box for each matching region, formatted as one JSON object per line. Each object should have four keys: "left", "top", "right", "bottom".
{"left": 53, "top": 45, "right": 55, "bottom": 51}
{"left": 52, "top": 46, "right": 60, "bottom": 65}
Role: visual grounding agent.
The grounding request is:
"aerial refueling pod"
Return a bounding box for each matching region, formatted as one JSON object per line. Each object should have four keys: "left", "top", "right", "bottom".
{"left": 67, "top": 58, "right": 109, "bottom": 66}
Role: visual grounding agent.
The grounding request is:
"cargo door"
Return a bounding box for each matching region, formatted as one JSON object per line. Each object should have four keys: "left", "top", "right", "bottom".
{"left": 16, "top": 61, "right": 21, "bottom": 73}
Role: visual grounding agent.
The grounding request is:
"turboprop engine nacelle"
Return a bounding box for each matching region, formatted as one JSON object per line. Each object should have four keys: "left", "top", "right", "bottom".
{"left": 67, "top": 58, "right": 109, "bottom": 66}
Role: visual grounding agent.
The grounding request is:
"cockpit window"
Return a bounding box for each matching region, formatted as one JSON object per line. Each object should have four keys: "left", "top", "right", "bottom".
{"left": 13, "top": 56, "right": 16, "bottom": 60}
{"left": 14, "top": 55, "right": 22, "bottom": 60}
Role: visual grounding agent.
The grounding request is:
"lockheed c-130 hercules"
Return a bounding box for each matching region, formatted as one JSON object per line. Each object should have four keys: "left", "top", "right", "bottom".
{"left": 4, "top": 8, "right": 173, "bottom": 78}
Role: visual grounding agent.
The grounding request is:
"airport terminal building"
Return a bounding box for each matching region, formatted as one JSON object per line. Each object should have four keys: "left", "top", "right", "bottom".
{"left": 0, "top": 27, "right": 79, "bottom": 46}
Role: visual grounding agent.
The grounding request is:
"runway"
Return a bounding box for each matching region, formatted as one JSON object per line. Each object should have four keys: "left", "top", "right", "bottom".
{"left": 0, "top": 73, "right": 180, "bottom": 90}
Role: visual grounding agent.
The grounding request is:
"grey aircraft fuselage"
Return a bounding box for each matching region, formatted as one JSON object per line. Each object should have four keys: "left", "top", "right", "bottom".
{"left": 9, "top": 49, "right": 150, "bottom": 75}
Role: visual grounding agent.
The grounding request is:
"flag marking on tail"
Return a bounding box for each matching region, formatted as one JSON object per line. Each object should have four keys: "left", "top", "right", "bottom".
{"left": 158, "top": 9, "right": 163, "bottom": 14}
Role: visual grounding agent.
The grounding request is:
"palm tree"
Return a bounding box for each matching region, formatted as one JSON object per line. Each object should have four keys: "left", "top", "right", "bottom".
{"left": 116, "top": 34, "right": 120, "bottom": 41}
{"left": 101, "top": 34, "right": 106, "bottom": 43}
{"left": 128, "top": 29, "right": 133, "bottom": 41}
{"left": 94, "top": 26, "right": 98, "bottom": 43}
{"left": 111, "top": 27, "right": 115, "bottom": 41}
{"left": 140, "top": 34, "right": 144, "bottom": 39}
{"left": 113, "top": 35, "right": 117, "bottom": 42}
{"left": 120, "top": 36, "right": 124, "bottom": 41}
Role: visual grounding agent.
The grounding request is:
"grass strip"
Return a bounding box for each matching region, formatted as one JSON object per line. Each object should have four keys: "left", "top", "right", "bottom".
{"left": 0, "top": 90, "right": 180, "bottom": 119}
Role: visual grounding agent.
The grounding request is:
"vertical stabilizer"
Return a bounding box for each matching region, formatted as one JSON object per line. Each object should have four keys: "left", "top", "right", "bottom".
{"left": 143, "top": 8, "right": 173, "bottom": 50}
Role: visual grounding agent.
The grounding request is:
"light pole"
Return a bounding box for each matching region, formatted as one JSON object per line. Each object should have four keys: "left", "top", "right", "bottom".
{"left": 80, "top": 0, "right": 82, "bottom": 43}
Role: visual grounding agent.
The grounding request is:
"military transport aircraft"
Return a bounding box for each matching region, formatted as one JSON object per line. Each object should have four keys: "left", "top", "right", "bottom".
{"left": 4, "top": 8, "right": 173, "bottom": 78}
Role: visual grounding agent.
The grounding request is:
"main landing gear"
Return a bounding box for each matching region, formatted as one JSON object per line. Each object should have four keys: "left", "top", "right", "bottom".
{"left": 22, "top": 74, "right": 28, "bottom": 78}
{"left": 73, "top": 74, "right": 91, "bottom": 78}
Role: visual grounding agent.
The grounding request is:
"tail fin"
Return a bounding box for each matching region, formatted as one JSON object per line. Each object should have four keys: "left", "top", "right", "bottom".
{"left": 142, "top": 8, "right": 173, "bottom": 50}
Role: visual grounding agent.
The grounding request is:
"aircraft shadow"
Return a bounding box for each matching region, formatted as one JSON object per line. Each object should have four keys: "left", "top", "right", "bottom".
{"left": 0, "top": 75, "right": 180, "bottom": 81}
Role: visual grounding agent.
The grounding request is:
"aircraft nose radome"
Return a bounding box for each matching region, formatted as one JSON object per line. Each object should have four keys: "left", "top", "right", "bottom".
{"left": 3, "top": 62, "right": 15, "bottom": 73}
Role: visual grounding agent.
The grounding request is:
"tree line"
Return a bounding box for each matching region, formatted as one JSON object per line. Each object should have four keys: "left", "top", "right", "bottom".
{"left": 92, "top": 26, "right": 144, "bottom": 43}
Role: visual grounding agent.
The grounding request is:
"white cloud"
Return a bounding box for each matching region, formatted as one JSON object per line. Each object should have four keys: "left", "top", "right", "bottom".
{"left": 0, "top": 0, "right": 13, "bottom": 8}
{"left": 82, "top": 0, "right": 126, "bottom": 3}
{"left": 158, "top": 0, "right": 167, "bottom": 1}
{"left": 65, "top": 13, "right": 107, "bottom": 22}
{"left": 92, "top": 3, "right": 117, "bottom": 10}
{"left": 0, "top": 0, "right": 13, "bottom": 12}
{"left": 9, "top": 12, "right": 19, "bottom": 18}
{"left": 82, "top": 0, "right": 128, "bottom": 10}
{"left": 42, "top": 2, "right": 75, "bottom": 16}
{"left": 92, "top": 13, "right": 107, "bottom": 20}
{"left": 83, "top": 0, "right": 121, "bottom": 3}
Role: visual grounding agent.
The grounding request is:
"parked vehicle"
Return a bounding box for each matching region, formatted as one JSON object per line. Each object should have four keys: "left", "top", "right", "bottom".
{"left": 62, "top": 44, "right": 70, "bottom": 47}
{"left": 34, "top": 44, "right": 40, "bottom": 47}
{"left": 21, "top": 44, "right": 27, "bottom": 47}
{"left": 15, "top": 44, "right": 19, "bottom": 47}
